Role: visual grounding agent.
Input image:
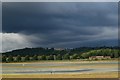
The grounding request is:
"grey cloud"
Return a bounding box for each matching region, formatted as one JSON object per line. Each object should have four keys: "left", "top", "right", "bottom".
{"left": 2, "top": 2, "right": 118, "bottom": 51}
{"left": 3, "top": 2, "right": 118, "bottom": 33}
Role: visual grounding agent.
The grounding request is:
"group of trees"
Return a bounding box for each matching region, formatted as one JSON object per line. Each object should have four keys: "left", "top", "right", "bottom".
{"left": 2, "top": 54, "right": 66, "bottom": 62}
{"left": 2, "top": 48, "right": 120, "bottom": 63}
{"left": 81, "top": 49, "right": 119, "bottom": 59}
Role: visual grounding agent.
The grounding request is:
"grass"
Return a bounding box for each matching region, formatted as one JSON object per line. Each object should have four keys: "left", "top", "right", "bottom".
{"left": 2, "top": 59, "right": 118, "bottom": 64}
{"left": 2, "top": 58, "right": 118, "bottom": 64}
{"left": 3, "top": 63, "right": 118, "bottom": 69}
{"left": 2, "top": 72, "right": 118, "bottom": 78}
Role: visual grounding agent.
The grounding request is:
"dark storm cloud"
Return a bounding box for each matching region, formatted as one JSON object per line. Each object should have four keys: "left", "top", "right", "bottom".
{"left": 2, "top": 2, "right": 118, "bottom": 50}
{"left": 3, "top": 2, "right": 117, "bottom": 33}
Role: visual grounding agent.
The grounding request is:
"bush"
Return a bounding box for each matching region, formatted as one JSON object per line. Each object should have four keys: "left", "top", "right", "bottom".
{"left": 24, "top": 55, "right": 30, "bottom": 61}
{"left": 2, "top": 55, "right": 7, "bottom": 62}
{"left": 16, "top": 55, "right": 21, "bottom": 62}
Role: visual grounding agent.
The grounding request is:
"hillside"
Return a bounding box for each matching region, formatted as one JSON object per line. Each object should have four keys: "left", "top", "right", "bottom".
{"left": 2, "top": 46, "right": 119, "bottom": 56}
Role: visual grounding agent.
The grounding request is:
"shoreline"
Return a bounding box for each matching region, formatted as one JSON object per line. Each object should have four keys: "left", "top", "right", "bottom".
{"left": 2, "top": 72, "right": 118, "bottom": 78}
{"left": 2, "top": 59, "right": 119, "bottom": 64}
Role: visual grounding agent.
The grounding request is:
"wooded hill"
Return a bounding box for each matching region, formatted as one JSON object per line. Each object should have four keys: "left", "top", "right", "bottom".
{"left": 2, "top": 46, "right": 119, "bottom": 57}
{"left": 2, "top": 46, "right": 120, "bottom": 62}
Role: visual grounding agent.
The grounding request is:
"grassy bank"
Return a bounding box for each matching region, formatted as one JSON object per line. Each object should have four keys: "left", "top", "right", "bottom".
{"left": 2, "top": 58, "right": 119, "bottom": 64}
{"left": 2, "top": 72, "right": 118, "bottom": 78}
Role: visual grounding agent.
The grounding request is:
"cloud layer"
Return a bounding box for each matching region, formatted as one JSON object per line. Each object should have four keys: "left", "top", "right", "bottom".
{"left": 2, "top": 2, "right": 118, "bottom": 52}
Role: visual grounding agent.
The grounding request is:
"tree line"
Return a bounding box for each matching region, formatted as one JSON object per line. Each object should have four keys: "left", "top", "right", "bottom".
{"left": 2, "top": 47, "right": 120, "bottom": 63}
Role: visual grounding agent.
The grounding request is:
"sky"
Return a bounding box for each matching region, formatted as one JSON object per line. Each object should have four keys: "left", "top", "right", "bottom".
{"left": 1, "top": 2, "right": 118, "bottom": 52}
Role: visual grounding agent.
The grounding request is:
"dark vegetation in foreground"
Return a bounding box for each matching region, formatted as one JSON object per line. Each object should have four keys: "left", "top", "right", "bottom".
{"left": 2, "top": 46, "right": 120, "bottom": 63}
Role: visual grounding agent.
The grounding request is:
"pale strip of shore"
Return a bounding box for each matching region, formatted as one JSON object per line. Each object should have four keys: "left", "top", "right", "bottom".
{"left": 2, "top": 59, "right": 119, "bottom": 64}
{"left": 2, "top": 72, "right": 119, "bottom": 78}
{"left": 3, "top": 64, "right": 118, "bottom": 69}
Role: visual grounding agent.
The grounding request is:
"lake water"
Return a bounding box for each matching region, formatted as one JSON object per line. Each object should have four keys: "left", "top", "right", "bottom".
{"left": 2, "top": 61, "right": 119, "bottom": 74}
